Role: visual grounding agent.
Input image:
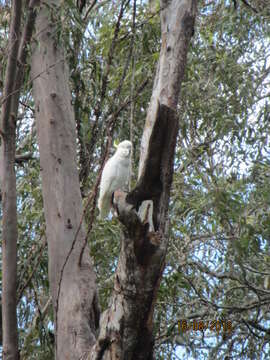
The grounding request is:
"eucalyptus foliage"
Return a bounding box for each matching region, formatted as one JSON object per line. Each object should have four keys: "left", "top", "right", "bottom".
{"left": 1, "top": 0, "right": 270, "bottom": 358}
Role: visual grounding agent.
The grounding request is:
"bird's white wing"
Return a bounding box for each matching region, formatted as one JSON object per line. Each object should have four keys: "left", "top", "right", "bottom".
{"left": 99, "top": 158, "right": 115, "bottom": 198}
{"left": 98, "top": 155, "right": 118, "bottom": 218}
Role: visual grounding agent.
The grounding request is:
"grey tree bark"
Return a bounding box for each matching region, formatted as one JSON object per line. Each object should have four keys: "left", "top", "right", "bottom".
{"left": 31, "top": 1, "right": 99, "bottom": 359}
{"left": 91, "top": 1, "right": 197, "bottom": 359}
{"left": 0, "top": 1, "right": 22, "bottom": 358}
{"left": 1, "top": 1, "right": 39, "bottom": 358}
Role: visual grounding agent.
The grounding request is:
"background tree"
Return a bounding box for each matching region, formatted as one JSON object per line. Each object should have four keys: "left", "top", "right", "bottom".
{"left": 1, "top": 0, "right": 37, "bottom": 358}
{"left": 31, "top": 0, "right": 99, "bottom": 358}
{"left": 0, "top": 0, "right": 21, "bottom": 357}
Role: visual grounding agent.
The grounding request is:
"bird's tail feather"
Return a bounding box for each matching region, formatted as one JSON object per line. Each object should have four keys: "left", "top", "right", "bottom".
{"left": 98, "top": 195, "right": 111, "bottom": 219}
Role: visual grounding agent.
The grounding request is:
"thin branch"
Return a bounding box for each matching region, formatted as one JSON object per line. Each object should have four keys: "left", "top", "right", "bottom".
{"left": 83, "top": 0, "right": 131, "bottom": 186}
{"left": 0, "top": 58, "right": 65, "bottom": 107}
{"left": 240, "top": 0, "right": 258, "bottom": 13}
{"left": 83, "top": 0, "right": 98, "bottom": 21}
{"left": 100, "top": 0, "right": 131, "bottom": 101}
{"left": 17, "top": 236, "right": 47, "bottom": 302}
{"left": 117, "top": 8, "right": 160, "bottom": 43}
{"left": 15, "top": 152, "right": 34, "bottom": 163}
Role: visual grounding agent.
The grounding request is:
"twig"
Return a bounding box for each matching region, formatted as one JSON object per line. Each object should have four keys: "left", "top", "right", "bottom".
{"left": 240, "top": 0, "right": 258, "bottom": 13}
{"left": 15, "top": 152, "right": 34, "bottom": 163}
{"left": 117, "top": 7, "right": 160, "bottom": 43}
{"left": 83, "top": 0, "right": 98, "bottom": 21}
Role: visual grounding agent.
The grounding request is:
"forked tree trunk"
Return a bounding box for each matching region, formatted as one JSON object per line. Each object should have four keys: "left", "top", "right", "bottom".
{"left": 91, "top": 1, "right": 197, "bottom": 359}
{"left": 31, "top": 1, "right": 98, "bottom": 359}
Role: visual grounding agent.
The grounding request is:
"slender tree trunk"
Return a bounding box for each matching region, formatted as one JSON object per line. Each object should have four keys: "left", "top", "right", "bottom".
{"left": 91, "top": 1, "right": 197, "bottom": 359}
{"left": 0, "top": 1, "right": 22, "bottom": 359}
{"left": 31, "top": 1, "right": 98, "bottom": 359}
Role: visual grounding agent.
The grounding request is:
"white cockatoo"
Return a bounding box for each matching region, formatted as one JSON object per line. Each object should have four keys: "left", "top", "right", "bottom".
{"left": 98, "top": 140, "right": 132, "bottom": 219}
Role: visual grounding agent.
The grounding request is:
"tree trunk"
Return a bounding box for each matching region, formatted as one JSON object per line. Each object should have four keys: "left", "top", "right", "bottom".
{"left": 31, "top": 1, "right": 98, "bottom": 359}
{"left": 91, "top": 1, "right": 197, "bottom": 359}
{"left": 0, "top": 1, "right": 22, "bottom": 359}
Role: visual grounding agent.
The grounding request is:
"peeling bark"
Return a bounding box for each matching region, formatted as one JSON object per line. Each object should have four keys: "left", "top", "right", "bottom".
{"left": 31, "top": 1, "right": 98, "bottom": 358}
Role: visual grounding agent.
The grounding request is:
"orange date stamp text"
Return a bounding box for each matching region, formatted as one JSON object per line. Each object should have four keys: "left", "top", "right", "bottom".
{"left": 178, "top": 319, "right": 232, "bottom": 334}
